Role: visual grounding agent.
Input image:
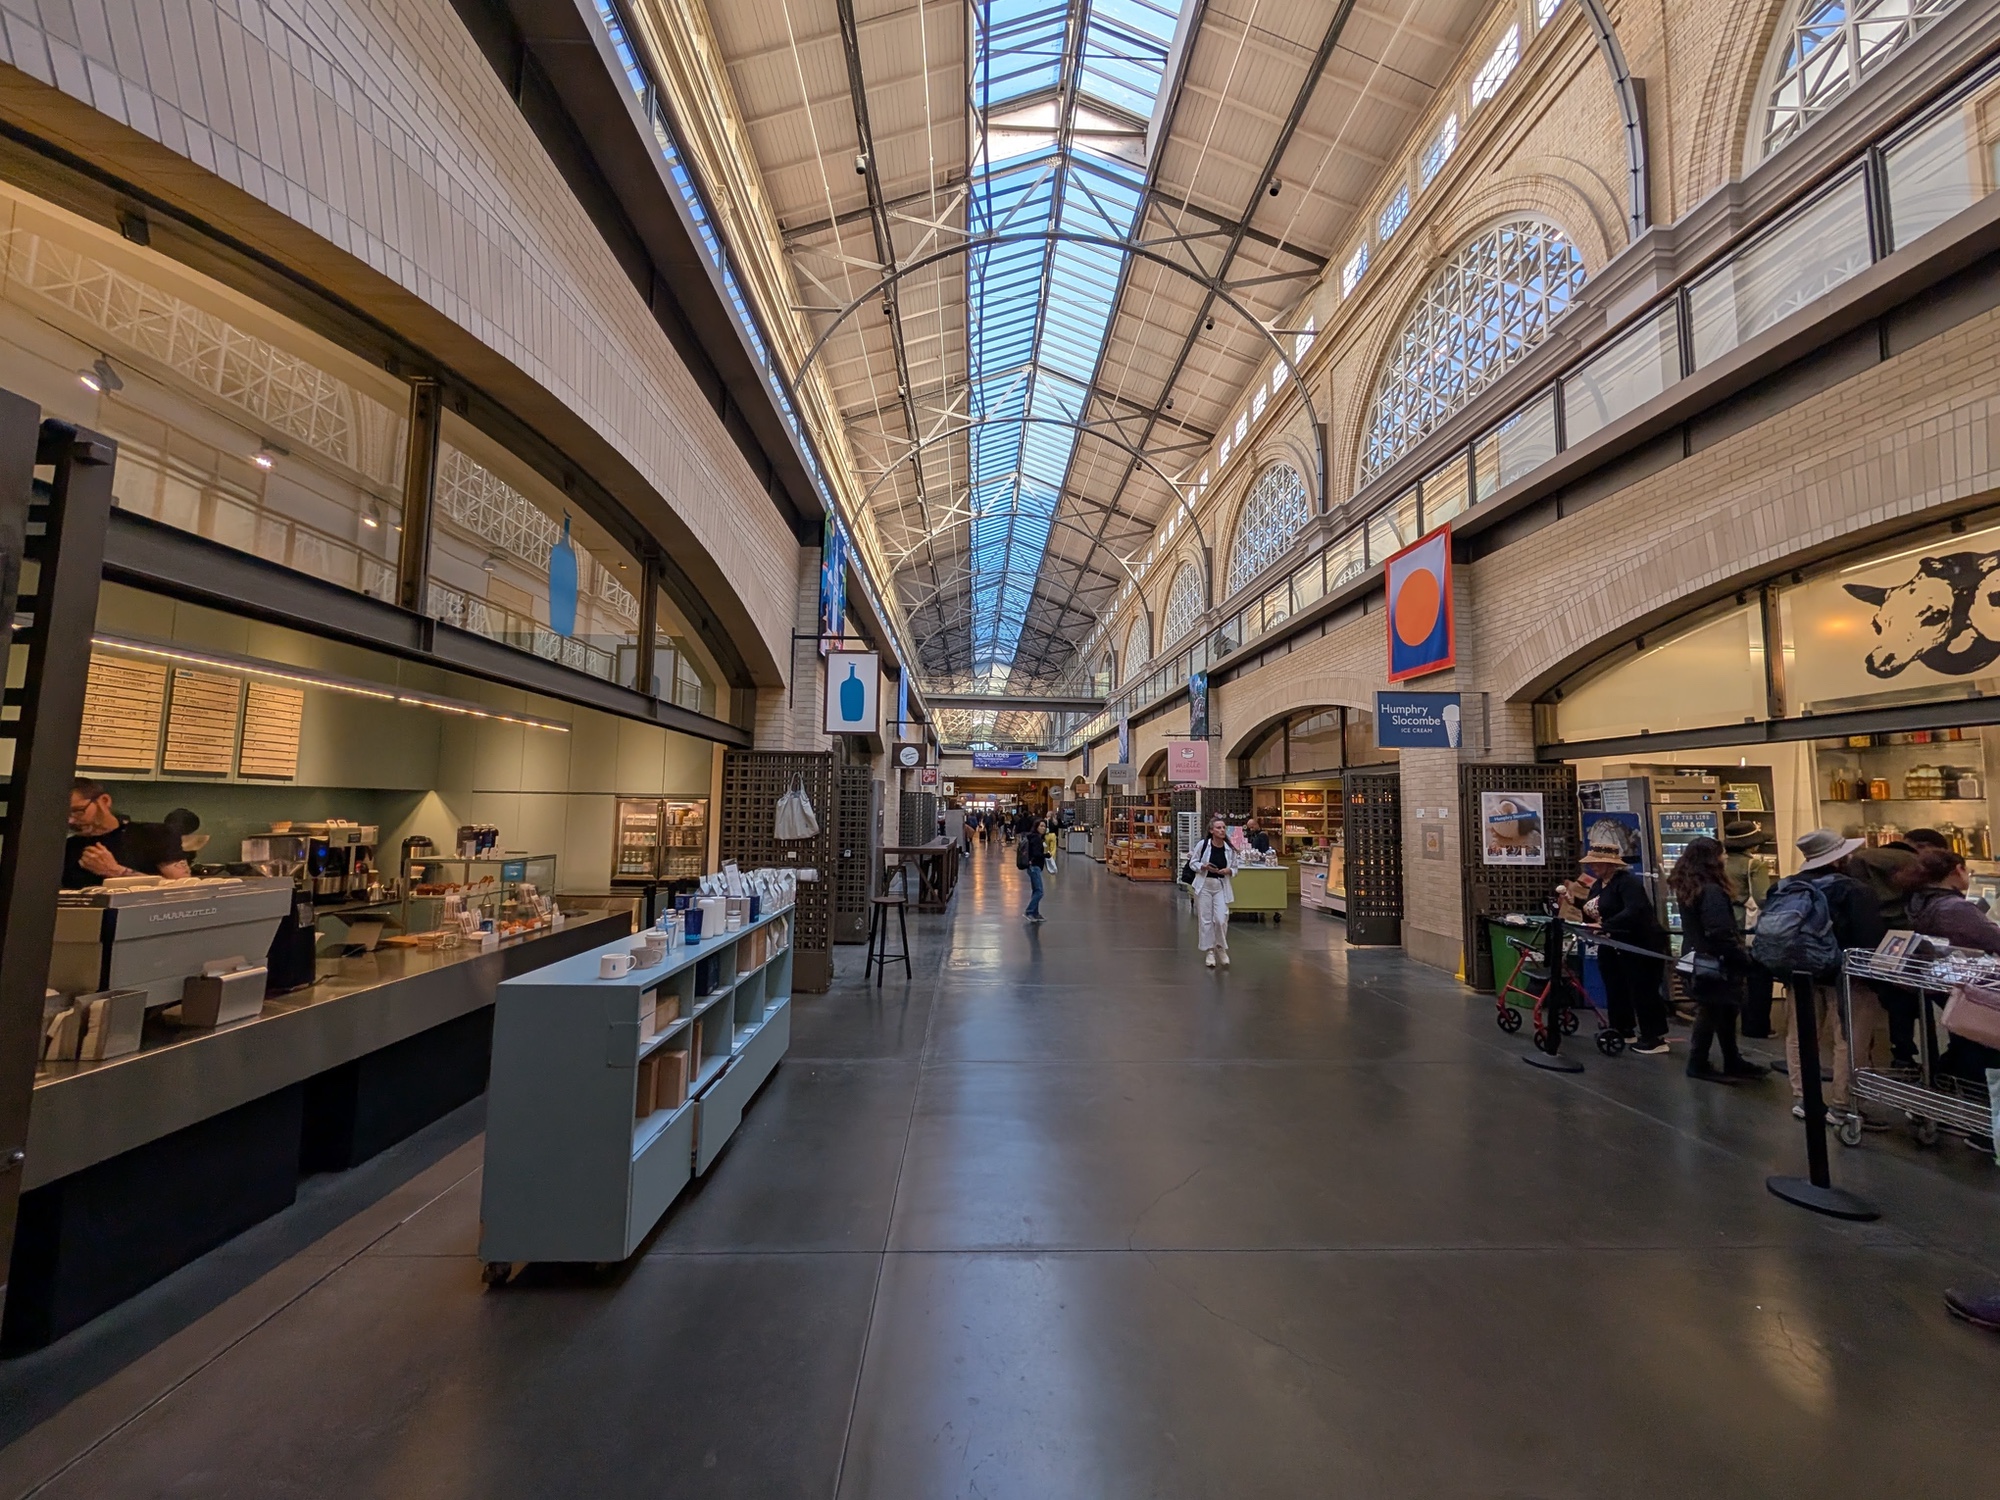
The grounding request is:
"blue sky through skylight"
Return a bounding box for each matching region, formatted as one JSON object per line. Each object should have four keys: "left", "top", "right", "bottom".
{"left": 966, "top": 0, "right": 1185, "bottom": 679}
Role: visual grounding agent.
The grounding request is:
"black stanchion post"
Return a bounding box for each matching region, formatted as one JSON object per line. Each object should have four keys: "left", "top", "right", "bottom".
{"left": 1768, "top": 972, "right": 1877, "bottom": 1221}
{"left": 1523, "top": 909, "right": 1585, "bottom": 1074}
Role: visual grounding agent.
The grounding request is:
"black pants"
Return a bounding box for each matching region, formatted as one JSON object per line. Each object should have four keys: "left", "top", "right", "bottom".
{"left": 1599, "top": 949, "right": 1667, "bottom": 1045}
{"left": 1688, "top": 998, "right": 1744, "bottom": 1071}
{"left": 1740, "top": 973, "right": 1775, "bottom": 1039}
{"left": 1878, "top": 984, "right": 1919, "bottom": 1064}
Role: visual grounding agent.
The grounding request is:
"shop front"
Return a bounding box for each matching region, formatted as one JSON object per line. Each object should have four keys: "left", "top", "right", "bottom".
{"left": 1541, "top": 507, "right": 2000, "bottom": 926}
{"left": 1238, "top": 706, "right": 1398, "bottom": 914}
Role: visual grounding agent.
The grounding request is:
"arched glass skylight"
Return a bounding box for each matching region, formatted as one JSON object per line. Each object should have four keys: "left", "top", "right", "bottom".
{"left": 1161, "top": 561, "right": 1204, "bottom": 647}
{"left": 1227, "top": 465, "right": 1311, "bottom": 597}
{"left": 966, "top": 0, "right": 1190, "bottom": 678}
{"left": 1760, "top": 0, "right": 1960, "bottom": 159}
{"left": 1123, "top": 614, "right": 1150, "bottom": 679}
{"left": 1360, "top": 219, "right": 1586, "bottom": 480}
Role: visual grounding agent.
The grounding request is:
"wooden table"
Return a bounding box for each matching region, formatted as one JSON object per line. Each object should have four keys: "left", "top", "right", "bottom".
{"left": 882, "top": 840, "right": 960, "bottom": 910}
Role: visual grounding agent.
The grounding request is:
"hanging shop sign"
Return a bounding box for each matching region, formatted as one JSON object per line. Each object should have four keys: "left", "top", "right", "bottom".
{"left": 1375, "top": 690, "right": 1462, "bottom": 747}
{"left": 1188, "top": 671, "right": 1210, "bottom": 740}
{"left": 818, "top": 517, "right": 847, "bottom": 657}
{"left": 1385, "top": 525, "right": 1455, "bottom": 682}
{"left": 971, "top": 751, "right": 1039, "bottom": 770}
{"left": 1480, "top": 791, "right": 1545, "bottom": 866}
{"left": 1106, "top": 762, "right": 1136, "bottom": 785}
{"left": 920, "top": 767, "right": 939, "bottom": 787}
{"left": 1166, "top": 739, "right": 1209, "bottom": 785}
{"left": 823, "top": 649, "right": 880, "bottom": 735}
{"left": 941, "top": 780, "right": 955, "bottom": 794}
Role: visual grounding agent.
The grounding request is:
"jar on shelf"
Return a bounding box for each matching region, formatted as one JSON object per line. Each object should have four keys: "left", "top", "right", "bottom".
{"left": 1869, "top": 776, "right": 1893, "bottom": 801}
{"left": 1904, "top": 764, "right": 1944, "bottom": 800}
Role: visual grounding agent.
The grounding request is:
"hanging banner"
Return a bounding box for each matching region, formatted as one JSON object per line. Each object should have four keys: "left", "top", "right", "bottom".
{"left": 823, "top": 649, "right": 880, "bottom": 735}
{"left": 1166, "top": 739, "right": 1209, "bottom": 785}
{"left": 1385, "top": 524, "right": 1455, "bottom": 682}
{"left": 971, "top": 751, "right": 1039, "bottom": 771}
{"left": 894, "top": 670, "right": 910, "bottom": 739}
{"left": 1082, "top": 740, "right": 1092, "bottom": 779}
{"left": 1118, "top": 715, "right": 1131, "bottom": 765}
{"left": 1188, "top": 671, "right": 1210, "bottom": 741}
{"left": 818, "top": 517, "right": 847, "bottom": 657}
{"left": 1375, "top": 690, "right": 1461, "bottom": 747}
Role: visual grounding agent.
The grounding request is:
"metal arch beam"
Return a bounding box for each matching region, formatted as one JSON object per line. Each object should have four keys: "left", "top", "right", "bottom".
{"left": 858, "top": 415, "right": 1212, "bottom": 555}
{"left": 792, "top": 231, "right": 1329, "bottom": 503}
{"left": 1575, "top": 0, "right": 1651, "bottom": 238}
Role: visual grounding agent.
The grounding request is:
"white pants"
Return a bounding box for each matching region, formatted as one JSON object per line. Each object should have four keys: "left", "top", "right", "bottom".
{"left": 1194, "top": 882, "right": 1231, "bottom": 953}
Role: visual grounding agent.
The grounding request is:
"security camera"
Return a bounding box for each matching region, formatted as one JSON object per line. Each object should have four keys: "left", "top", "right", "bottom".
{"left": 1203, "top": 316, "right": 1215, "bottom": 332}
{"left": 1268, "top": 178, "right": 1282, "bottom": 197}
{"left": 855, "top": 154, "right": 869, "bottom": 176}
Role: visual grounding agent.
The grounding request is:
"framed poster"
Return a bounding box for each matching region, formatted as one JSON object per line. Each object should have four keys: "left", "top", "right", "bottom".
{"left": 1385, "top": 524, "right": 1455, "bottom": 682}
{"left": 1481, "top": 791, "right": 1545, "bottom": 865}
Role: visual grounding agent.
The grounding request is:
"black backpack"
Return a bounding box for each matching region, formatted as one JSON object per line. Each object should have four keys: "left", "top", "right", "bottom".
{"left": 1016, "top": 839, "right": 1032, "bottom": 870}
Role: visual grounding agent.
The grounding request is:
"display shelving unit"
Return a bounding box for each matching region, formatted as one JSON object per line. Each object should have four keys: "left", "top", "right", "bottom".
{"left": 1125, "top": 792, "right": 1174, "bottom": 880}
{"left": 478, "top": 907, "right": 792, "bottom": 1274}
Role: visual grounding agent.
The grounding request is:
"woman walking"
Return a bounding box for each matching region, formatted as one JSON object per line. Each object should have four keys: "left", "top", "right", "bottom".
{"left": 1191, "top": 816, "right": 1240, "bottom": 969}
{"left": 1020, "top": 817, "right": 1051, "bottom": 923}
{"left": 1669, "top": 835, "right": 1764, "bottom": 1083}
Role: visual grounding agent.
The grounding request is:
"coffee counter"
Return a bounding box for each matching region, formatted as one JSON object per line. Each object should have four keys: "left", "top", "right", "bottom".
{"left": 6, "top": 913, "right": 626, "bottom": 1349}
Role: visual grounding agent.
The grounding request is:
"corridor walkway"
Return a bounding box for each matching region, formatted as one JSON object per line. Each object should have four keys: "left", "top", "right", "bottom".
{"left": 3, "top": 848, "right": 1998, "bottom": 1497}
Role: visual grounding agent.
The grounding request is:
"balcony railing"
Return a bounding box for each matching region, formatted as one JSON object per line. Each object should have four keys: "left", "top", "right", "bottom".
{"left": 1058, "top": 55, "right": 2000, "bottom": 756}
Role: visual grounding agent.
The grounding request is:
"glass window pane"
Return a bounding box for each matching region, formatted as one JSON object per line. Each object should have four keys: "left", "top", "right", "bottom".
{"left": 1160, "top": 560, "right": 1204, "bottom": 648}
{"left": 1562, "top": 305, "right": 1681, "bottom": 444}
{"left": 1365, "top": 489, "right": 1420, "bottom": 566}
{"left": 1548, "top": 602, "right": 1765, "bottom": 743}
{"left": 1688, "top": 172, "right": 1871, "bottom": 368}
{"left": 1886, "top": 81, "right": 2000, "bottom": 248}
{"left": 1325, "top": 531, "right": 1367, "bottom": 591}
{"left": 1420, "top": 453, "right": 1471, "bottom": 530}
{"left": 1760, "top": 0, "right": 1959, "bottom": 160}
{"left": 430, "top": 413, "right": 641, "bottom": 687}
{"left": 1289, "top": 710, "right": 1342, "bottom": 773}
{"left": 1227, "top": 464, "right": 1311, "bottom": 596}
{"left": 1473, "top": 390, "right": 1559, "bottom": 501}
{"left": 1261, "top": 581, "right": 1292, "bottom": 635}
{"left": 1291, "top": 554, "right": 1325, "bottom": 608}
{"left": 1345, "top": 709, "right": 1397, "bottom": 766}
{"left": 1247, "top": 725, "right": 1285, "bottom": 780}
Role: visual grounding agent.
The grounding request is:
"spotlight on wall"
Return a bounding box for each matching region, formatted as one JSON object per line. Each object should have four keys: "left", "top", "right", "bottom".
{"left": 78, "top": 356, "right": 123, "bottom": 394}
{"left": 362, "top": 502, "right": 383, "bottom": 530}
{"left": 482, "top": 551, "right": 502, "bottom": 573}
{"left": 251, "top": 443, "right": 287, "bottom": 471}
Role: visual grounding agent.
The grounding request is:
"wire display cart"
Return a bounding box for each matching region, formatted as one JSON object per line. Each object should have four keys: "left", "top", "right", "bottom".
{"left": 1839, "top": 946, "right": 1995, "bottom": 1150}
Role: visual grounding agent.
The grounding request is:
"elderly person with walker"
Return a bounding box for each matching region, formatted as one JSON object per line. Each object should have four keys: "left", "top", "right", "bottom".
{"left": 1190, "top": 815, "right": 1241, "bottom": 970}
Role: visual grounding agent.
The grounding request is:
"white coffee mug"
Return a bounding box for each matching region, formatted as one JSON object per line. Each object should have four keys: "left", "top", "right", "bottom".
{"left": 635, "top": 941, "right": 667, "bottom": 968}
{"left": 599, "top": 952, "right": 636, "bottom": 979}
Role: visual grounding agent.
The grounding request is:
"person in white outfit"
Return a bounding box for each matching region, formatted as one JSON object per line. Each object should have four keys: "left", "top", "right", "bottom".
{"left": 1191, "top": 815, "right": 1240, "bottom": 969}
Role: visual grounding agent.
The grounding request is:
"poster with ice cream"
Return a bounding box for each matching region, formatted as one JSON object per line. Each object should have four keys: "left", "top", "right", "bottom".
{"left": 1482, "top": 791, "right": 1545, "bottom": 866}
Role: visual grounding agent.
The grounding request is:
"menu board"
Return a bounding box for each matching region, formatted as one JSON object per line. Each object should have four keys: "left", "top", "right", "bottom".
{"left": 238, "top": 682, "right": 305, "bottom": 779}
{"left": 77, "top": 654, "right": 168, "bottom": 773}
{"left": 162, "top": 669, "right": 242, "bottom": 775}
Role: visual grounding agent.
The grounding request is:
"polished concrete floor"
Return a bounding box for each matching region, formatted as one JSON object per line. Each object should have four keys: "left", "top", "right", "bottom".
{"left": 4, "top": 847, "right": 2000, "bottom": 1497}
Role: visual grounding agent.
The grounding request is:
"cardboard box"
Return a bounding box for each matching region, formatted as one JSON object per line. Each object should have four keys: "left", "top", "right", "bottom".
{"left": 639, "top": 989, "right": 659, "bottom": 1038}
{"left": 636, "top": 1053, "right": 661, "bottom": 1118}
{"left": 657, "top": 1047, "right": 689, "bottom": 1112}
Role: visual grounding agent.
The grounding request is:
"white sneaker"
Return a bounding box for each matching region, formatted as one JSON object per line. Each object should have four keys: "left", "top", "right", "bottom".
{"left": 1205, "top": 951, "right": 1217, "bottom": 969}
{"left": 1219, "top": 952, "right": 1230, "bottom": 967}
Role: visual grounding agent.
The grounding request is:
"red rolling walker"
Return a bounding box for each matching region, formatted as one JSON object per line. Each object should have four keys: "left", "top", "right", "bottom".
{"left": 1493, "top": 910, "right": 1626, "bottom": 1059}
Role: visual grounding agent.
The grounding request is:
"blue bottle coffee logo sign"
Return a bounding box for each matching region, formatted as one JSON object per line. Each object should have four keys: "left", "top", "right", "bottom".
{"left": 548, "top": 515, "right": 579, "bottom": 638}
{"left": 824, "top": 651, "right": 878, "bottom": 734}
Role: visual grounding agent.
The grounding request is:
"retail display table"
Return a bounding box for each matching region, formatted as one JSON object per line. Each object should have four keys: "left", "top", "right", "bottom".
{"left": 478, "top": 907, "right": 793, "bottom": 1271}
{"left": 1232, "top": 864, "right": 1290, "bottom": 919}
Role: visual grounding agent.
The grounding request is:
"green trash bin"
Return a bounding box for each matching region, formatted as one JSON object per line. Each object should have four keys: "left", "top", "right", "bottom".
{"left": 1485, "top": 914, "right": 1548, "bottom": 1000}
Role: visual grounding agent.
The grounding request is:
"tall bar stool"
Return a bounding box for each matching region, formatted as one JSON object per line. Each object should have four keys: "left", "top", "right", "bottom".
{"left": 866, "top": 864, "right": 911, "bottom": 985}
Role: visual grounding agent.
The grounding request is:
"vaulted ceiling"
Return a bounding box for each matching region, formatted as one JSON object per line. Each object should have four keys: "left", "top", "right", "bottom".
{"left": 702, "top": 0, "right": 1495, "bottom": 693}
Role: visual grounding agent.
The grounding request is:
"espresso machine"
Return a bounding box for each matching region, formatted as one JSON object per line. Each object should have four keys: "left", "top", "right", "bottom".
{"left": 241, "top": 823, "right": 383, "bottom": 902}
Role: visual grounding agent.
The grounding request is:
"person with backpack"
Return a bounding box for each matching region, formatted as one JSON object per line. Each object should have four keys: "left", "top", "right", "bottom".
{"left": 1578, "top": 842, "right": 1670, "bottom": 1055}
{"left": 1670, "top": 836, "right": 1765, "bottom": 1083}
{"left": 1772, "top": 831, "right": 1885, "bottom": 1122}
{"left": 1018, "top": 817, "right": 1050, "bottom": 922}
{"left": 1905, "top": 846, "right": 2000, "bottom": 1082}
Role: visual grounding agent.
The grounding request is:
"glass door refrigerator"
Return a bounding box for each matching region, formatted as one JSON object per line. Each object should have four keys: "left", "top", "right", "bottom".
{"left": 612, "top": 797, "right": 710, "bottom": 886}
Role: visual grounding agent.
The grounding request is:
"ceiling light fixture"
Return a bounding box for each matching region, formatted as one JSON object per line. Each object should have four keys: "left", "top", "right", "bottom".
{"left": 482, "top": 551, "right": 502, "bottom": 572}
{"left": 252, "top": 442, "right": 289, "bottom": 471}
{"left": 78, "top": 356, "right": 123, "bottom": 394}
{"left": 362, "top": 503, "right": 382, "bottom": 530}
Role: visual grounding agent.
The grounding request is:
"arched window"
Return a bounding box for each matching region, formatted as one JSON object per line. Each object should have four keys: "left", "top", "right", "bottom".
{"left": 1161, "top": 562, "right": 1204, "bottom": 648}
{"left": 1123, "top": 616, "right": 1150, "bottom": 681}
{"left": 1227, "top": 464, "right": 1311, "bottom": 597}
{"left": 1759, "top": 0, "right": 1960, "bottom": 161}
{"left": 1360, "top": 220, "right": 1586, "bottom": 482}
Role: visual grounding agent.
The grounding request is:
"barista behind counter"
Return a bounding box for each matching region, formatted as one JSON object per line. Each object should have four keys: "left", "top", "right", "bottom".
{"left": 64, "top": 779, "right": 189, "bottom": 887}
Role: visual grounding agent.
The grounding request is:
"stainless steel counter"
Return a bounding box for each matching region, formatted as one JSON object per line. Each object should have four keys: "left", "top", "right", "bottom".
{"left": 24, "top": 913, "right": 627, "bottom": 1189}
